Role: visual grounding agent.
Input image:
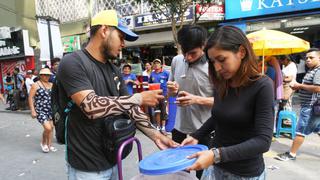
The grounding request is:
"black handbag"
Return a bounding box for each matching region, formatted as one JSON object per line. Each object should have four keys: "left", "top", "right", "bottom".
{"left": 102, "top": 114, "right": 136, "bottom": 165}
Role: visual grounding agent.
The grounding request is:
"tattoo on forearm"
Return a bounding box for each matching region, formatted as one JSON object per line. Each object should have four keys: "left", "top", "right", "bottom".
{"left": 128, "top": 107, "right": 157, "bottom": 138}
{"left": 80, "top": 91, "right": 157, "bottom": 137}
{"left": 80, "top": 91, "right": 137, "bottom": 119}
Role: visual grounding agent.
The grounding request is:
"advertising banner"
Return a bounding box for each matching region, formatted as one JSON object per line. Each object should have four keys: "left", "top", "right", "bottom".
{"left": 0, "top": 30, "right": 25, "bottom": 60}
{"left": 124, "top": 16, "right": 134, "bottom": 30}
{"left": 37, "top": 19, "right": 63, "bottom": 61}
{"left": 62, "top": 35, "right": 81, "bottom": 53}
{"left": 135, "top": 6, "right": 194, "bottom": 28}
{"left": 196, "top": 4, "right": 224, "bottom": 21}
{"left": 225, "top": 0, "right": 320, "bottom": 20}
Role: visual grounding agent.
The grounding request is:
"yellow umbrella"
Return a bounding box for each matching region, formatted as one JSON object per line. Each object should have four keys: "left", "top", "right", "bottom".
{"left": 247, "top": 29, "right": 310, "bottom": 73}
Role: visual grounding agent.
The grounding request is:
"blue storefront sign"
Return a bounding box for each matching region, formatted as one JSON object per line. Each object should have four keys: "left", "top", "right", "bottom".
{"left": 225, "top": 0, "right": 320, "bottom": 20}
{"left": 135, "top": 7, "right": 194, "bottom": 28}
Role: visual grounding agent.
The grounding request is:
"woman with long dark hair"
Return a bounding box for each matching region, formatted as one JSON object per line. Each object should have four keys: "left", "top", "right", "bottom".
{"left": 181, "top": 26, "right": 274, "bottom": 179}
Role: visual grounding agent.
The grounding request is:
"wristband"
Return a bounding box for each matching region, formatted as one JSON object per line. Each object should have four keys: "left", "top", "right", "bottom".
{"left": 211, "top": 148, "right": 221, "bottom": 164}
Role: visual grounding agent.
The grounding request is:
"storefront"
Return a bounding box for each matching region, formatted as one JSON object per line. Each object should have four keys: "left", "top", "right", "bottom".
{"left": 123, "top": 6, "right": 195, "bottom": 63}
{"left": 224, "top": 0, "right": 320, "bottom": 47}
{"left": 0, "top": 29, "right": 34, "bottom": 92}
{"left": 124, "top": 3, "right": 225, "bottom": 64}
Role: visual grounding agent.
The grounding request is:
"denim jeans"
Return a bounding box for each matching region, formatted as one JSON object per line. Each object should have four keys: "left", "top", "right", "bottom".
{"left": 296, "top": 105, "right": 320, "bottom": 136}
{"left": 67, "top": 164, "right": 118, "bottom": 180}
{"left": 212, "top": 166, "right": 266, "bottom": 180}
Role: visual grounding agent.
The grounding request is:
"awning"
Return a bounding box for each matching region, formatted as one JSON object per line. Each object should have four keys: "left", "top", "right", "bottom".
{"left": 125, "top": 31, "right": 174, "bottom": 47}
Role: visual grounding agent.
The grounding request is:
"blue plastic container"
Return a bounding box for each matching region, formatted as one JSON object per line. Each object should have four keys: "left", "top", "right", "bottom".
{"left": 165, "top": 97, "right": 177, "bottom": 132}
{"left": 139, "top": 145, "right": 208, "bottom": 175}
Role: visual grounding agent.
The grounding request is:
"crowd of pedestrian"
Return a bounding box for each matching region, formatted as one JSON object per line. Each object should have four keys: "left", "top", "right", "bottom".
{"left": 2, "top": 8, "right": 320, "bottom": 180}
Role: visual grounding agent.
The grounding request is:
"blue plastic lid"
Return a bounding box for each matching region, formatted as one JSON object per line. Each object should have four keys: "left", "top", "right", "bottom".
{"left": 139, "top": 145, "right": 208, "bottom": 175}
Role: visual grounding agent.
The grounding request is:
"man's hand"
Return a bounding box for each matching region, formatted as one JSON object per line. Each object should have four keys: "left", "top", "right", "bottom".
{"left": 289, "top": 82, "right": 301, "bottom": 90}
{"left": 186, "top": 150, "right": 214, "bottom": 171}
{"left": 181, "top": 136, "right": 199, "bottom": 146}
{"left": 176, "top": 91, "right": 197, "bottom": 106}
{"left": 167, "top": 81, "right": 179, "bottom": 96}
{"left": 140, "top": 90, "right": 164, "bottom": 107}
{"left": 153, "top": 132, "right": 179, "bottom": 150}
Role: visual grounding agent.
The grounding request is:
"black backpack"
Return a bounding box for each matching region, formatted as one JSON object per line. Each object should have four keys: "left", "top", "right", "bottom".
{"left": 51, "top": 79, "right": 73, "bottom": 144}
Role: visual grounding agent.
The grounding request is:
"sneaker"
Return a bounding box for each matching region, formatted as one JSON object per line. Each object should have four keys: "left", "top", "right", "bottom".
{"left": 40, "top": 143, "right": 49, "bottom": 153}
{"left": 275, "top": 152, "right": 296, "bottom": 161}
{"left": 49, "top": 146, "right": 57, "bottom": 152}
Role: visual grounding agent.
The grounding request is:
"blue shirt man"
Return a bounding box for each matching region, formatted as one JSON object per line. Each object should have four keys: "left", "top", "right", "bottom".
{"left": 149, "top": 59, "right": 169, "bottom": 96}
{"left": 122, "top": 64, "right": 138, "bottom": 95}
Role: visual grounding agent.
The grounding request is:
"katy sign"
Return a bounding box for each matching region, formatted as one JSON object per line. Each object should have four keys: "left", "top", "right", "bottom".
{"left": 225, "top": 0, "right": 320, "bottom": 19}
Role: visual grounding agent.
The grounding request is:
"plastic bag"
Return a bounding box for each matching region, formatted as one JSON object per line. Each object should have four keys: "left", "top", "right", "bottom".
{"left": 200, "top": 165, "right": 215, "bottom": 180}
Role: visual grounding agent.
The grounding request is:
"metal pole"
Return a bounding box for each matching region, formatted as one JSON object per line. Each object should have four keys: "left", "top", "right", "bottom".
{"left": 46, "top": 17, "right": 54, "bottom": 61}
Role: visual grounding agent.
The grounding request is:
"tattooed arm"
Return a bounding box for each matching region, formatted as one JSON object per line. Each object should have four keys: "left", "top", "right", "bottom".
{"left": 72, "top": 89, "right": 177, "bottom": 149}
{"left": 79, "top": 91, "right": 142, "bottom": 119}
{"left": 79, "top": 91, "right": 157, "bottom": 137}
{"left": 72, "top": 89, "right": 163, "bottom": 119}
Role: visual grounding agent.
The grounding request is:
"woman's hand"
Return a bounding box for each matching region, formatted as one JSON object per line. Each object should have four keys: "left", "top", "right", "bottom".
{"left": 31, "top": 111, "right": 37, "bottom": 119}
{"left": 181, "top": 136, "right": 198, "bottom": 146}
{"left": 186, "top": 150, "right": 214, "bottom": 171}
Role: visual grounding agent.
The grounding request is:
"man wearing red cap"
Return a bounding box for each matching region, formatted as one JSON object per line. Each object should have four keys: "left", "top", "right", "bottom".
{"left": 57, "top": 10, "right": 177, "bottom": 179}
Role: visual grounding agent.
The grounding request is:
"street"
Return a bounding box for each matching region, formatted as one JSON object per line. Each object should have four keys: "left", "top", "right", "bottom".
{"left": 0, "top": 104, "right": 319, "bottom": 180}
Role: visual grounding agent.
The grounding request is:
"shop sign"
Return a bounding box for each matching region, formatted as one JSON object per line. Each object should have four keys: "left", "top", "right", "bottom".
{"left": 226, "top": 0, "right": 320, "bottom": 20}
{"left": 0, "top": 30, "right": 24, "bottom": 59}
{"left": 62, "top": 35, "right": 81, "bottom": 53}
{"left": 135, "top": 6, "right": 194, "bottom": 28}
{"left": 196, "top": 4, "right": 225, "bottom": 21}
{"left": 123, "top": 16, "right": 134, "bottom": 29}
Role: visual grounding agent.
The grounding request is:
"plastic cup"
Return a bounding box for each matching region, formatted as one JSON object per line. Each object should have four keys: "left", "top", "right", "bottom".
{"left": 148, "top": 83, "right": 161, "bottom": 90}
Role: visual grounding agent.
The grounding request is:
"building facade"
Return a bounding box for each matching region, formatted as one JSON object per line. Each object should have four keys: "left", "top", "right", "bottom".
{"left": 223, "top": 0, "right": 320, "bottom": 48}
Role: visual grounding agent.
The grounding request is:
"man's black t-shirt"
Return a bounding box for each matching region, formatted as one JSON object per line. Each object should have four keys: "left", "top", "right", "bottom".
{"left": 58, "top": 49, "right": 128, "bottom": 171}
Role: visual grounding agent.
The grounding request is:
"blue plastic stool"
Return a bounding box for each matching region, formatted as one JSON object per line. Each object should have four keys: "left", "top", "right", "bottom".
{"left": 275, "top": 110, "right": 297, "bottom": 139}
